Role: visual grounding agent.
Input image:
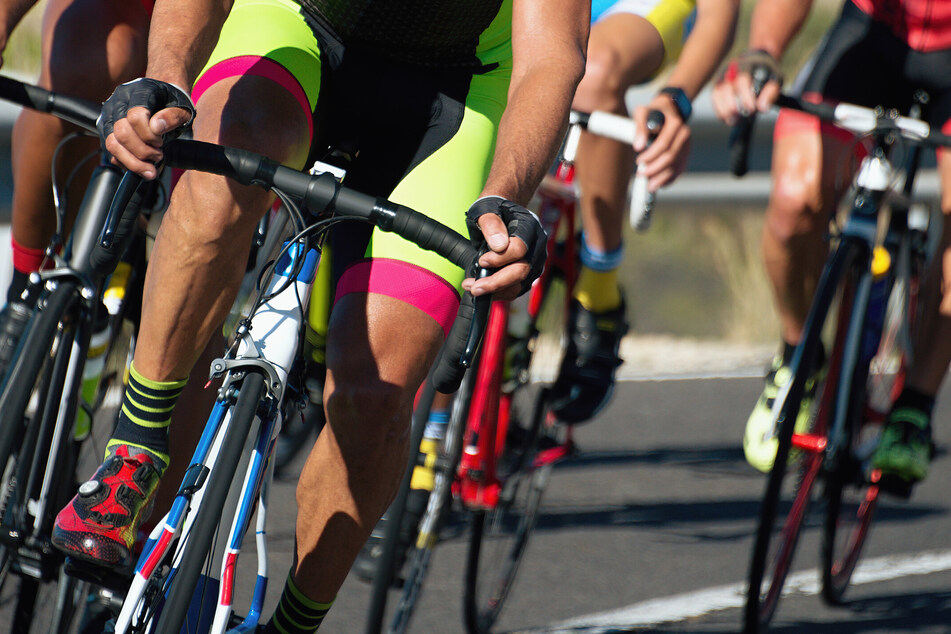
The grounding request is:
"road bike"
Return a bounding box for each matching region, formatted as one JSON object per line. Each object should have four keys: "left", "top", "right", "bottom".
{"left": 737, "top": 92, "right": 945, "bottom": 632}
{"left": 101, "top": 127, "right": 489, "bottom": 633}
{"left": 364, "top": 108, "right": 655, "bottom": 634}
{"left": 0, "top": 75, "right": 167, "bottom": 632}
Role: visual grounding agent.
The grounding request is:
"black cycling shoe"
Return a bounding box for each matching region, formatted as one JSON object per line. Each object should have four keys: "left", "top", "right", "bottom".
{"left": 549, "top": 298, "right": 628, "bottom": 423}
{"left": 0, "top": 300, "right": 32, "bottom": 379}
{"left": 352, "top": 488, "right": 429, "bottom": 586}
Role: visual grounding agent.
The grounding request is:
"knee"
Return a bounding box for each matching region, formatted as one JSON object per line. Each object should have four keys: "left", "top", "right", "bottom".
{"left": 324, "top": 377, "right": 413, "bottom": 458}
{"left": 764, "top": 168, "right": 826, "bottom": 246}
{"left": 573, "top": 45, "right": 628, "bottom": 113}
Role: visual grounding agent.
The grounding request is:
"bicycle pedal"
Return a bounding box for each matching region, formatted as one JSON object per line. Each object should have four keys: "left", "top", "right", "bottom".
{"left": 65, "top": 556, "right": 134, "bottom": 592}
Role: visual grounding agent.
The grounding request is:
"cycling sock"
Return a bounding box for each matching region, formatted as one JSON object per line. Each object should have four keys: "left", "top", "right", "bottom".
{"left": 8, "top": 238, "right": 46, "bottom": 305}
{"left": 574, "top": 233, "right": 623, "bottom": 313}
{"left": 574, "top": 266, "right": 622, "bottom": 313}
{"left": 892, "top": 387, "right": 935, "bottom": 419}
{"left": 264, "top": 572, "right": 334, "bottom": 633}
{"left": 105, "top": 362, "right": 188, "bottom": 475}
{"left": 410, "top": 408, "right": 450, "bottom": 492}
{"left": 779, "top": 340, "right": 826, "bottom": 374}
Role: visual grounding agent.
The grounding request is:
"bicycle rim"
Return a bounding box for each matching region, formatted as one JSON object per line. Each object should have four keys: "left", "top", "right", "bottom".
{"left": 1, "top": 287, "right": 97, "bottom": 633}
{"left": 385, "top": 370, "right": 474, "bottom": 634}
{"left": 155, "top": 371, "right": 267, "bottom": 634}
{"left": 745, "top": 240, "right": 864, "bottom": 633}
{"left": 463, "top": 384, "right": 553, "bottom": 634}
{"left": 821, "top": 244, "right": 911, "bottom": 603}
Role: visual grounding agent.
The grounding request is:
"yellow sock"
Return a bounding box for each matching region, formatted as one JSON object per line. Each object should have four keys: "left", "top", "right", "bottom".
{"left": 410, "top": 438, "right": 439, "bottom": 491}
{"left": 574, "top": 266, "right": 622, "bottom": 313}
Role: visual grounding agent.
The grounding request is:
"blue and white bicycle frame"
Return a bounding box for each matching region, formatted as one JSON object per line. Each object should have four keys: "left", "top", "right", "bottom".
{"left": 114, "top": 215, "right": 322, "bottom": 634}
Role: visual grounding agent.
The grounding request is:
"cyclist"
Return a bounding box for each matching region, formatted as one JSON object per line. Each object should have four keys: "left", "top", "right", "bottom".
{"left": 0, "top": 0, "right": 152, "bottom": 374}
{"left": 712, "top": 0, "right": 951, "bottom": 492}
{"left": 549, "top": 0, "right": 739, "bottom": 423}
{"left": 51, "top": 2, "right": 579, "bottom": 632}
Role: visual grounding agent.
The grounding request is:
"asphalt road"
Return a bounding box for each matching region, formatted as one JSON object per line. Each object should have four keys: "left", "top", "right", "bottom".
{"left": 2, "top": 365, "right": 951, "bottom": 633}
{"left": 263, "top": 371, "right": 951, "bottom": 633}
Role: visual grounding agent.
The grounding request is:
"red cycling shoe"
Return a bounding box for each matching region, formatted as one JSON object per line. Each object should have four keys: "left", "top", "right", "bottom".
{"left": 52, "top": 445, "right": 160, "bottom": 568}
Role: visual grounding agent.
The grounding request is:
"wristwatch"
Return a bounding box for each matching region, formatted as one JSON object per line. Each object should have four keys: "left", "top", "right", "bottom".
{"left": 659, "top": 86, "right": 692, "bottom": 122}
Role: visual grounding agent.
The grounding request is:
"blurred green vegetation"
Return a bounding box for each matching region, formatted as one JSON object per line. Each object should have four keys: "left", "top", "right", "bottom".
{"left": 4, "top": 1, "right": 44, "bottom": 76}
{"left": 0, "top": 0, "right": 845, "bottom": 344}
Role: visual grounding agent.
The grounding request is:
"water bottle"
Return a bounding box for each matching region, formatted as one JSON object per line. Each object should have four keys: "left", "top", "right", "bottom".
{"left": 863, "top": 246, "right": 891, "bottom": 361}
{"left": 75, "top": 307, "right": 111, "bottom": 441}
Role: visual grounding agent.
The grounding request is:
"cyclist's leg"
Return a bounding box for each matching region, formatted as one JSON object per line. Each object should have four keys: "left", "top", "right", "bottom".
{"left": 52, "top": 0, "right": 318, "bottom": 567}
{"left": 744, "top": 113, "right": 858, "bottom": 472}
{"left": 287, "top": 56, "right": 509, "bottom": 616}
{"left": 552, "top": 0, "right": 690, "bottom": 423}
{"left": 872, "top": 93, "right": 951, "bottom": 487}
{"left": 0, "top": 0, "right": 150, "bottom": 370}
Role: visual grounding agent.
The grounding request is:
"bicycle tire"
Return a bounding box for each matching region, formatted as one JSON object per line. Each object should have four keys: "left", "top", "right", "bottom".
{"left": 0, "top": 281, "right": 102, "bottom": 633}
{"left": 462, "top": 382, "right": 554, "bottom": 634}
{"left": 745, "top": 239, "right": 866, "bottom": 633}
{"left": 154, "top": 371, "right": 267, "bottom": 634}
{"left": 820, "top": 239, "right": 919, "bottom": 604}
{"left": 382, "top": 366, "right": 476, "bottom": 634}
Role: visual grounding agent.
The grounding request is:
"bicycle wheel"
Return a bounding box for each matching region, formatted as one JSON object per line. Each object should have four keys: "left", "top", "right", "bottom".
{"left": 0, "top": 282, "right": 103, "bottom": 633}
{"left": 380, "top": 368, "right": 475, "bottom": 634}
{"left": 820, "top": 242, "right": 918, "bottom": 604}
{"left": 745, "top": 239, "right": 866, "bottom": 633}
{"left": 154, "top": 371, "right": 267, "bottom": 634}
{"left": 462, "top": 382, "right": 555, "bottom": 634}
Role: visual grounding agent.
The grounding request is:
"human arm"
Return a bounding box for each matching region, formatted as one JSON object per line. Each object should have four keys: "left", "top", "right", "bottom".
{"left": 635, "top": 0, "right": 740, "bottom": 191}
{"left": 102, "top": 0, "right": 234, "bottom": 178}
{"left": 0, "top": 0, "right": 39, "bottom": 67}
{"left": 711, "top": 0, "right": 815, "bottom": 123}
{"left": 466, "top": 0, "right": 589, "bottom": 300}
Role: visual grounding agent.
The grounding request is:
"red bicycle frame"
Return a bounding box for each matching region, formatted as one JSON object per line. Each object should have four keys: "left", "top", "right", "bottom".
{"left": 457, "top": 160, "right": 579, "bottom": 511}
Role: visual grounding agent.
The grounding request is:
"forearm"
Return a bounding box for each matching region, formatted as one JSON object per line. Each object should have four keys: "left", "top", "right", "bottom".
{"left": 664, "top": 0, "right": 739, "bottom": 99}
{"left": 483, "top": 0, "right": 588, "bottom": 205}
{"left": 482, "top": 63, "right": 583, "bottom": 205}
{"left": 146, "top": 0, "right": 234, "bottom": 89}
{"left": 748, "top": 0, "right": 815, "bottom": 60}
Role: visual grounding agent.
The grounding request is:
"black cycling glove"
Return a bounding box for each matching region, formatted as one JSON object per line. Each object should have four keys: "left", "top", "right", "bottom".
{"left": 97, "top": 78, "right": 196, "bottom": 147}
{"left": 466, "top": 196, "right": 547, "bottom": 296}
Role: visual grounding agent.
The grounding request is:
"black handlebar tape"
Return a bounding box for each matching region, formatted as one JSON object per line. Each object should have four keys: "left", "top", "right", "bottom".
{"left": 729, "top": 65, "right": 771, "bottom": 177}
{"left": 774, "top": 94, "right": 835, "bottom": 121}
{"left": 433, "top": 291, "right": 477, "bottom": 393}
{"left": 90, "top": 171, "right": 147, "bottom": 277}
{"left": 646, "top": 109, "right": 665, "bottom": 135}
{"left": 0, "top": 75, "right": 99, "bottom": 132}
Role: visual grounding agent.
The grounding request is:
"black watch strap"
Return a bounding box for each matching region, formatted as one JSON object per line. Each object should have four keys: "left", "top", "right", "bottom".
{"left": 659, "top": 86, "right": 692, "bottom": 122}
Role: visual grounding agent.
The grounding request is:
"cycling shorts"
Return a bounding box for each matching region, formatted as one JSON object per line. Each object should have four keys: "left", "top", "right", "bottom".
{"left": 191, "top": 0, "right": 512, "bottom": 336}
{"left": 777, "top": 0, "right": 951, "bottom": 143}
{"left": 590, "top": 0, "right": 696, "bottom": 69}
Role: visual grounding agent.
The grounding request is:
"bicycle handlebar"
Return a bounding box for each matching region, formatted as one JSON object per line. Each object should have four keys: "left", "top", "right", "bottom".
{"left": 117, "top": 140, "right": 485, "bottom": 392}
{"left": 774, "top": 94, "right": 951, "bottom": 147}
{"left": 0, "top": 74, "right": 100, "bottom": 133}
{"left": 729, "top": 90, "right": 951, "bottom": 179}
{"left": 0, "top": 73, "right": 485, "bottom": 392}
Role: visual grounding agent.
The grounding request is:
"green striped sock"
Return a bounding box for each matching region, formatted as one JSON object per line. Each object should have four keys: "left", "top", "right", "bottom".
{"left": 264, "top": 572, "right": 334, "bottom": 633}
{"left": 105, "top": 362, "right": 187, "bottom": 474}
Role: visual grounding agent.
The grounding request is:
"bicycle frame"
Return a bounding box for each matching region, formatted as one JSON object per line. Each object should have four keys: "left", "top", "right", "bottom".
{"left": 457, "top": 160, "right": 577, "bottom": 511}
{"left": 115, "top": 237, "right": 319, "bottom": 634}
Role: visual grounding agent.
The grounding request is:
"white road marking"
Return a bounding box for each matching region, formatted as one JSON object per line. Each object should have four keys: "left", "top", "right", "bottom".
{"left": 511, "top": 549, "right": 951, "bottom": 633}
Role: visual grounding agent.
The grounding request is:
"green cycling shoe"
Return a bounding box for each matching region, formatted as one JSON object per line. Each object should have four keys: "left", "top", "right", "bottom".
{"left": 871, "top": 406, "right": 934, "bottom": 497}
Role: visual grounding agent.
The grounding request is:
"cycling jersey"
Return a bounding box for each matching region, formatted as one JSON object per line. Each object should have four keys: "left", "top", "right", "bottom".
{"left": 777, "top": 0, "right": 951, "bottom": 142}
{"left": 192, "top": 0, "right": 513, "bottom": 336}
{"left": 299, "top": 0, "right": 506, "bottom": 67}
{"left": 853, "top": 0, "right": 951, "bottom": 52}
{"left": 591, "top": 0, "right": 696, "bottom": 71}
